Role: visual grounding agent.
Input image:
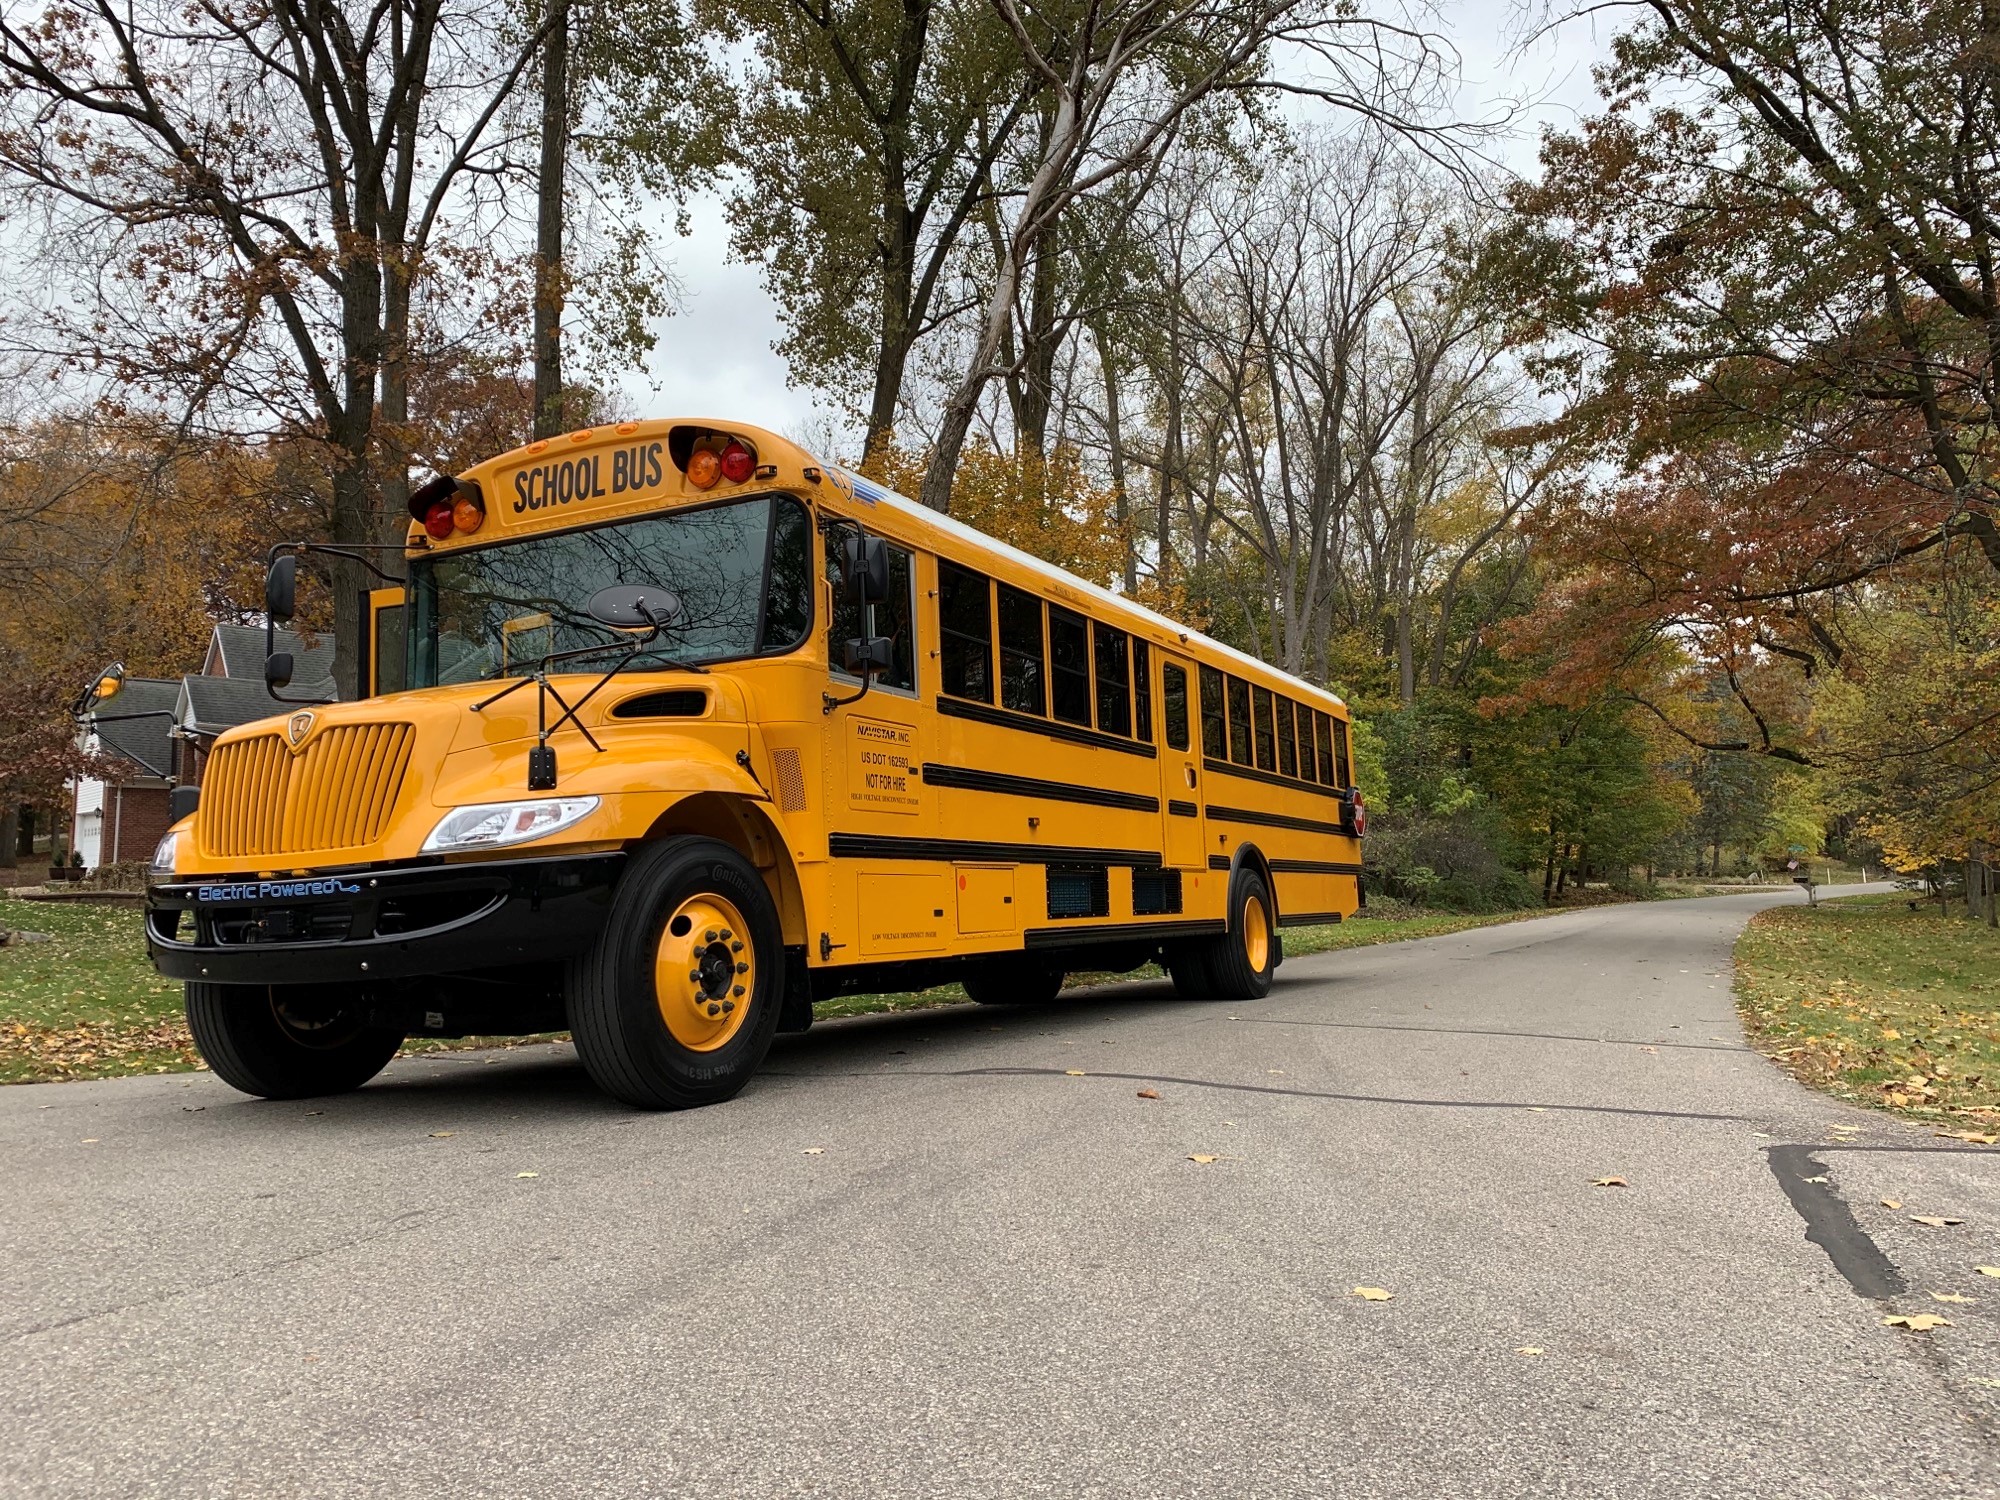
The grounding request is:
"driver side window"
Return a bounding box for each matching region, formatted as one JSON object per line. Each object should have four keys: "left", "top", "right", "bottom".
{"left": 825, "top": 529, "right": 917, "bottom": 693}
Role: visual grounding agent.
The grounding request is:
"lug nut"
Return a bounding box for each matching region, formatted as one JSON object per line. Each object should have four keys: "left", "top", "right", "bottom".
{"left": 736, "top": 962, "right": 748, "bottom": 975}
{"left": 705, "top": 929, "right": 718, "bottom": 942}
{"left": 731, "top": 941, "right": 743, "bottom": 953}
{"left": 722, "top": 1001, "right": 735, "bottom": 1014}
{"left": 689, "top": 969, "right": 701, "bottom": 982}
{"left": 719, "top": 929, "right": 732, "bottom": 941}
{"left": 706, "top": 1003, "right": 720, "bottom": 1017}
{"left": 733, "top": 985, "right": 745, "bottom": 997}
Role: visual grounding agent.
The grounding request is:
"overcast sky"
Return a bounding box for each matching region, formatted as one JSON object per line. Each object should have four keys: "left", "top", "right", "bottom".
{"left": 618, "top": 2, "right": 1622, "bottom": 456}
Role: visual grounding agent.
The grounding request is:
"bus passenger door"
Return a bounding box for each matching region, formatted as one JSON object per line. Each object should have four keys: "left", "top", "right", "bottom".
{"left": 1157, "top": 653, "right": 1204, "bottom": 870}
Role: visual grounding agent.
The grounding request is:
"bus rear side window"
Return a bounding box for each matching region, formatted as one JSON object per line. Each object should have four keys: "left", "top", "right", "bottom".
{"left": 1163, "top": 661, "right": 1189, "bottom": 751}
{"left": 1252, "top": 687, "right": 1275, "bottom": 770}
{"left": 999, "top": 585, "right": 1044, "bottom": 715}
{"left": 1050, "top": 606, "right": 1091, "bottom": 726}
{"left": 939, "top": 561, "right": 993, "bottom": 703}
{"left": 1316, "top": 711, "right": 1336, "bottom": 784}
{"left": 1276, "top": 698, "right": 1297, "bottom": 777}
{"left": 1093, "top": 622, "right": 1130, "bottom": 737}
{"left": 1297, "top": 709, "right": 1317, "bottom": 782}
{"left": 1227, "top": 677, "right": 1253, "bottom": 766}
{"left": 1332, "top": 715, "right": 1352, "bottom": 788}
{"left": 1200, "top": 666, "right": 1226, "bottom": 759}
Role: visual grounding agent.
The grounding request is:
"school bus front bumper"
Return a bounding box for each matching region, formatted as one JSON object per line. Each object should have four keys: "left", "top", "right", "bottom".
{"left": 144, "top": 852, "right": 625, "bottom": 986}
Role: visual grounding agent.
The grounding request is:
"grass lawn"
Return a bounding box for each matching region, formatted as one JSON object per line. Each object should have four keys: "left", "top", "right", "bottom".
{"left": 1736, "top": 892, "right": 2000, "bottom": 1132}
{"left": 2, "top": 890, "right": 1586, "bottom": 1084}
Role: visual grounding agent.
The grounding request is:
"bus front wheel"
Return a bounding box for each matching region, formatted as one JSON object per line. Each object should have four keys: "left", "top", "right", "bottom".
{"left": 185, "top": 982, "right": 404, "bottom": 1099}
{"left": 567, "top": 836, "right": 785, "bottom": 1110}
{"left": 1173, "top": 867, "right": 1279, "bottom": 1001}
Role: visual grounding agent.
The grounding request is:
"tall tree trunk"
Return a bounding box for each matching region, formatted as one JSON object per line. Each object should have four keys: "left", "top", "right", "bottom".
{"left": 1092, "top": 321, "right": 1137, "bottom": 592}
{"left": 532, "top": 0, "right": 569, "bottom": 442}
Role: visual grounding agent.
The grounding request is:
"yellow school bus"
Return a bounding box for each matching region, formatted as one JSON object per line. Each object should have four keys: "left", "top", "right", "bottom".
{"left": 145, "top": 419, "right": 1364, "bottom": 1108}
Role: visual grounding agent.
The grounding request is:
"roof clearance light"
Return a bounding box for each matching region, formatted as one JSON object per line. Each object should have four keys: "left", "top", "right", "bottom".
{"left": 687, "top": 448, "right": 721, "bottom": 490}
{"left": 424, "top": 500, "right": 456, "bottom": 540}
{"left": 452, "top": 495, "right": 484, "bottom": 534}
{"left": 719, "top": 440, "right": 754, "bottom": 484}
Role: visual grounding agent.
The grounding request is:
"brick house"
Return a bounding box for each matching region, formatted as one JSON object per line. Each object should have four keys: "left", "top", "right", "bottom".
{"left": 71, "top": 625, "right": 337, "bottom": 869}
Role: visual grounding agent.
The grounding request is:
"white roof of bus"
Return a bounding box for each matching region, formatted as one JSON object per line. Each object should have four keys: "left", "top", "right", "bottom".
{"left": 833, "top": 467, "right": 1348, "bottom": 712}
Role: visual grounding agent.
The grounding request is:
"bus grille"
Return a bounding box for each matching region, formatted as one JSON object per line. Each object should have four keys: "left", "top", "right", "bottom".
{"left": 201, "top": 723, "right": 415, "bottom": 859}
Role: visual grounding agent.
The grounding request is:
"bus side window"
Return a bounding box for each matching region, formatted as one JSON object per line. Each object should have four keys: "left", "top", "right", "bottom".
{"left": 1316, "top": 711, "right": 1337, "bottom": 784}
{"left": 371, "top": 593, "right": 406, "bottom": 696}
{"left": 1276, "top": 697, "right": 1298, "bottom": 778}
{"left": 938, "top": 560, "right": 993, "bottom": 703}
{"left": 1163, "top": 662, "right": 1190, "bottom": 751}
{"left": 1297, "top": 707, "right": 1318, "bottom": 782}
{"left": 1252, "top": 686, "right": 1276, "bottom": 771}
{"left": 828, "top": 533, "right": 916, "bottom": 692}
{"left": 998, "top": 583, "right": 1045, "bottom": 715}
{"left": 1332, "top": 715, "right": 1352, "bottom": 788}
{"left": 1133, "top": 640, "right": 1152, "bottom": 743}
{"left": 1092, "top": 621, "right": 1130, "bottom": 737}
{"left": 1227, "top": 676, "right": 1254, "bottom": 766}
{"left": 1049, "top": 605, "right": 1091, "bottom": 726}
{"left": 1199, "top": 665, "right": 1227, "bottom": 758}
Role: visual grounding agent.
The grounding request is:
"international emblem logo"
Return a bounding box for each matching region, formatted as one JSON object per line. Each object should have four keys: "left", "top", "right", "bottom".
{"left": 286, "top": 710, "right": 315, "bottom": 748}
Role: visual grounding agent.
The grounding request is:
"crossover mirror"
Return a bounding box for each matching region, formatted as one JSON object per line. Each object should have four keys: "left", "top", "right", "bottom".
{"left": 585, "top": 585, "right": 681, "bottom": 631}
{"left": 843, "top": 636, "right": 894, "bottom": 674}
{"left": 265, "top": 554, "right": 296, "bottom": 622}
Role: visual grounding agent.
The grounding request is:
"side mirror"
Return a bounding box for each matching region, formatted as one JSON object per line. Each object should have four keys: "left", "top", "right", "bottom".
{"left": 843, "top": 636, "right": 894, "bottom": 674}
{"left": 265, "top": 652, "right": 295, "bottom": 690}
{"left": 169, "top": 785, "right": 200, "bottom": 821}
{"left": 842, "top": 534, "right": 890, "bottom": 604}
{"left": 265, "top": 554, "right": 297, "bottom": 622}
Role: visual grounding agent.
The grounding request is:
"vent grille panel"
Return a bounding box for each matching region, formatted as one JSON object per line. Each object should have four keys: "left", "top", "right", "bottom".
{"left": 771, "top": 748, "right": 808, "bottom": 812}
{"left": 201, "top": 723, "right": 415, "bottom": 860}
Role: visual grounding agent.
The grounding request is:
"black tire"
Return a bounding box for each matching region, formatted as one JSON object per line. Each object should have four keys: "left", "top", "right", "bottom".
{"left": 961, "top": 954, "right": 1065, "bottom": 1006}
{"left": 566, "top": 837, "right": 785, "bottom": 1110}
{"left": 185, "top": 982, "right": 404, "bottom": 1100}
{"left": 1164, "top": 944, "right": 1215, "bottom": 999}
{"left": 1197, "top": 866, "right": 1280, "bottom": 1001}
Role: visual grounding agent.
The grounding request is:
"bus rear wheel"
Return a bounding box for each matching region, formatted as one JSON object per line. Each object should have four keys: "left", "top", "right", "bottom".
{"left": 1175, "top": 867, "right": 1279, "bottom": 1001}
{"left": 185, "top": 982, "right": 404, "bottom": 1099}
{"left": 566, "top": 836, "right": 784, "bottom": 1110}
{"left": 961, "top": 955, "right": 1064, "bottom": 1006}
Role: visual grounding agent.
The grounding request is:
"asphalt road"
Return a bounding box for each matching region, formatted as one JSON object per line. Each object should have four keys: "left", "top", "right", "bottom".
{"left": 7, "top": 888, "right": 2000, "bottom": 1499}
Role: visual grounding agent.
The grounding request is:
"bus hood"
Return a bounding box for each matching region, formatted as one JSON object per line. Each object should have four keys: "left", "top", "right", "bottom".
{"left": 182, "top": 677, "right": 758, "bottom": 875}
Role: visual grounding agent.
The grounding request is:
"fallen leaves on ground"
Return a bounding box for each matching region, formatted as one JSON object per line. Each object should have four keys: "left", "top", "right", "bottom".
{"left": 1187, "top": 1154, "right": 1220, "bottom": 1164}
{"left": 1350, "top": 1287, "right": 1394, "bottom": 1301}
{"left": 1978, "top": 1267, "right": 2000, "bottom": 1277}
{"left": 1931, "top": 1293, "right": 1976, "bottom": 1304}
{"left": 1136, "top": 1088, "right": 1160, "bottom": 1099}
{"left": 515, "top": 1171, "right": 538, "bottom": 1179}
{"left": 1937, "top": 1130, "right": 1999, "bottom": 1145}
{"left": 1910, "top": 1215, "right": 1966, "bottom": 1227}
{"left": 1882, "top": 1199, "right": 1903, "bottom": 1209}
{"left": 0, "top": 1015, "right": 198, "bottom": 1081}
{"left": 1884, "top": 1314, "right": 1952, "bottom": 1331}
{"left": 1592, "top": 1176, "right": 1629, "bottom": 1188}
{"left": 1516, "top": 1346, "right": 1544, "bottom": 1356}
{"left": 1064, "top": 1069, "right": 1086, "bottom": 1077}
{"left": 801, "top": 1148, "right": 824, "bottom": 1155}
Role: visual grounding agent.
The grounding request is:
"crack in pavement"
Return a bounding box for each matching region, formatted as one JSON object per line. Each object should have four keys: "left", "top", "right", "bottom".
{"left": 765, "top": 1066, "right": 1753, "bottom": 1122}
{"left": 1764, "top": 1144, "right": 2000, "bottom": 1299}
{"left": 1230, "top": 1016, "right": 1751, "bottom": 1053}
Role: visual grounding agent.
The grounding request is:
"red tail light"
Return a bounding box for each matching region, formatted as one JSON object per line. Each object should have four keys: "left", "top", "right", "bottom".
{"left": 719, "top": 440, "right": 754, "bottom": 484}
{"left": 423, "top": 501, "right": 455, "bottom": 540}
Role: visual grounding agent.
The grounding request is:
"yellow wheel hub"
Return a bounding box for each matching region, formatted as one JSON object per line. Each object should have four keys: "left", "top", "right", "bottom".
{"left": 1242, "top": 893, "right": 1271, "bottom": 972}
{"left": 654, "top": 894, "right": 754, "bottom": 1052}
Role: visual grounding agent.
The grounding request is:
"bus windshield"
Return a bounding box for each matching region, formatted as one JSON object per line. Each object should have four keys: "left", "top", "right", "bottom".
{"left": 407, "top": 493, "right": 814, "bottom": 687}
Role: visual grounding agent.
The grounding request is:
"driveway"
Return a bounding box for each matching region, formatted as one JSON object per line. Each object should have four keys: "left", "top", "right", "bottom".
{"left": 5, "top": 889, "right": 1996, "bottom": 1497}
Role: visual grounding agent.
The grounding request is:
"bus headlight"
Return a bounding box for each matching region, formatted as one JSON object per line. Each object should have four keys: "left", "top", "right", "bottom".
{"left": 150, "top": 830, "right": 180, "bottom": 876}
{"left": 420, "top": 797, "right": 600, "bottom": 853}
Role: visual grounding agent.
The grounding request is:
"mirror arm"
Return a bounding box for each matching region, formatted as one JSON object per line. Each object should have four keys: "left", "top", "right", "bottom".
{"left": 821, "top": 660, "right": 874, "bottom": 716}
{"left": 262, "top": 541, "right": 406, "bottom": 705}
